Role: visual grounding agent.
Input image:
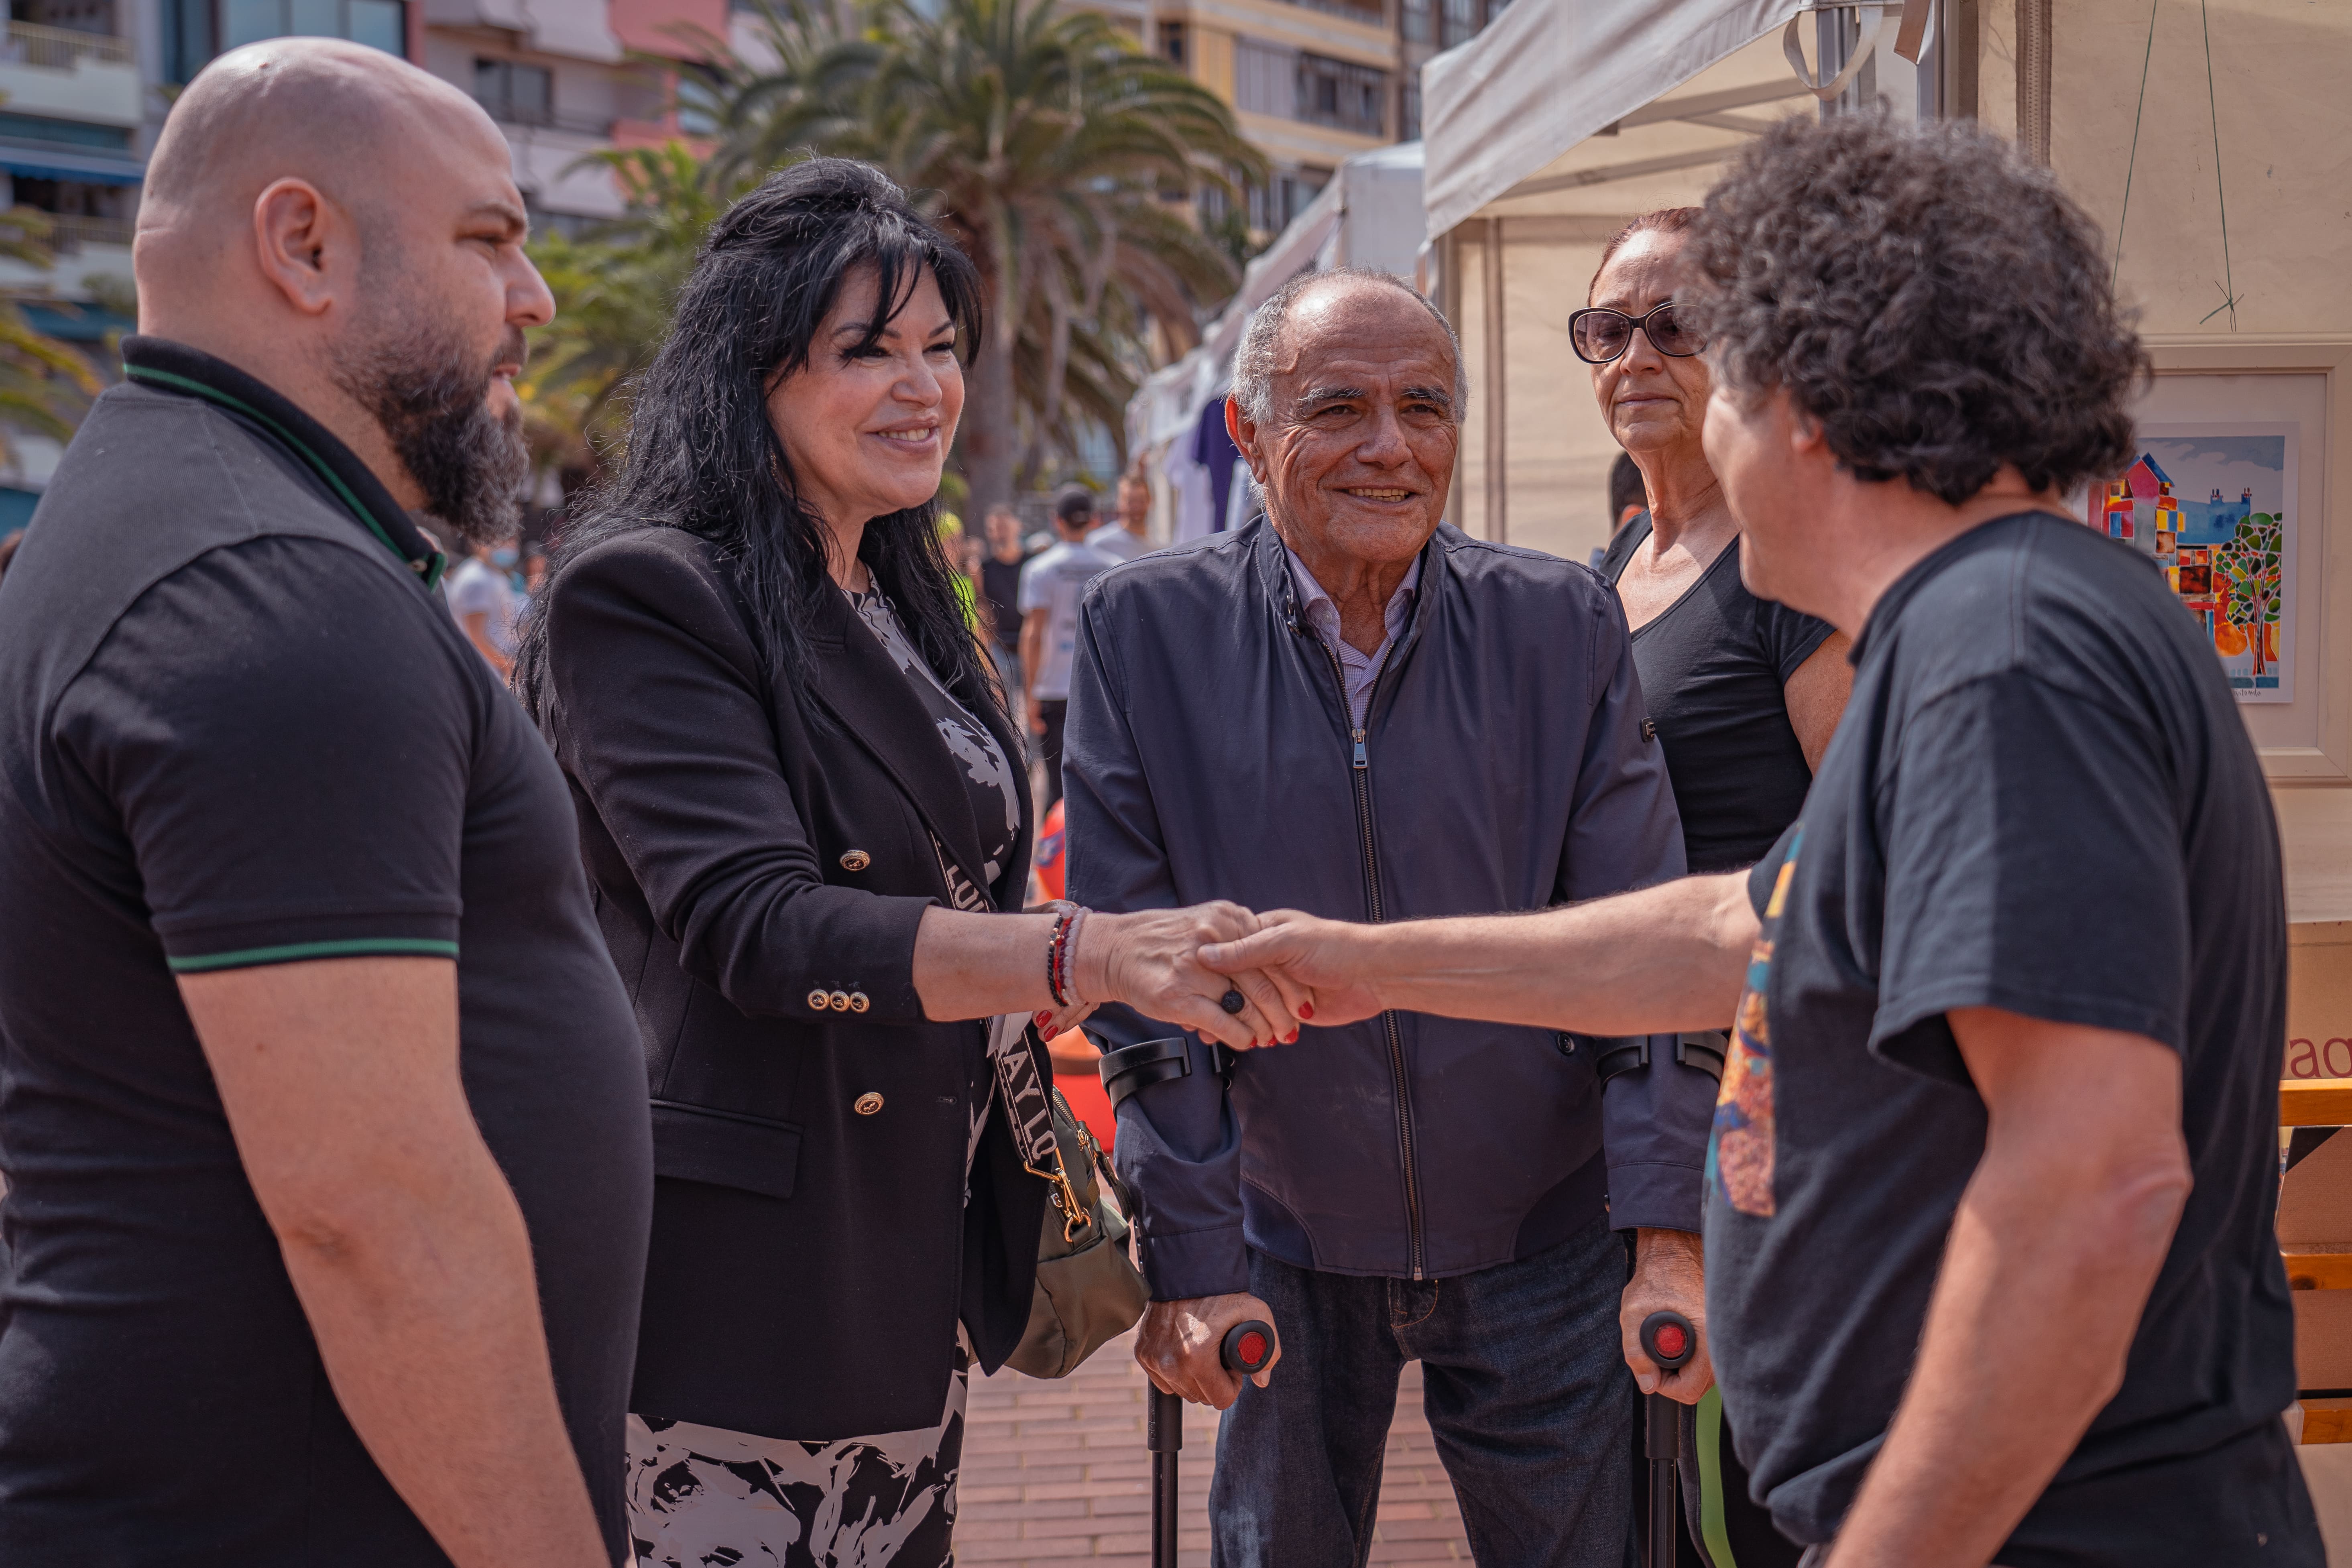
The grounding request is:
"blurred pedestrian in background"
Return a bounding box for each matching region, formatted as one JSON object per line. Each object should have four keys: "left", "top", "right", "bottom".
{"left": 1019, "top": 484, "right": 1117, "bottom": 811}
{"left": 447, "top": 533, "right": 526, "bottom": 679}
{"left": 1068, "top": 268, "right": 1714, "bottom": 1568}
{"left": 0, "top": 37, "right": 649, "bottom": 1566}
{"left": 1591, "top": 451, "right": 1647, "bottom": 568}
{"left": 979, "top": 503, "right": 1030, "bottom": 726}
{"left": 1584, "top": 204, "right": 1849, "bottom": 1567}
{"left": 1609, "top": 449, "right": 1646, "bottom": 533}
{"left": 517, "top": 157, "right": 1299, "bottom": 1568}
{"left": 1087, "top": 466, "right": 1152, "bottom": 563}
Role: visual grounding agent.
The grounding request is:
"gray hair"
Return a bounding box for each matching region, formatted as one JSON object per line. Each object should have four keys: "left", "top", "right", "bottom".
{"left": 1229, "top": 267, "right": 1469, "bottom": 428}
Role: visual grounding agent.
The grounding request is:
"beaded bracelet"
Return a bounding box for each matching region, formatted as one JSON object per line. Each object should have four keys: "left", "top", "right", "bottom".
{"left": 1046, "top": 909, "right": 1077, "bottom": 1008}
{"left": 1063, "top": 908, "right": 1089, "bottom": 1006}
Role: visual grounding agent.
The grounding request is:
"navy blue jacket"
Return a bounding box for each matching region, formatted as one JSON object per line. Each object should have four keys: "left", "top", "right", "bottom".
{"left": 1066, "top": 518, "right": 1713, "bottom": 1299}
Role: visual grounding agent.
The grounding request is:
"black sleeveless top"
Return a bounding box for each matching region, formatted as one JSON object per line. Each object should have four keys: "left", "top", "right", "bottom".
{"left": 1601, "top": 514, "right": 1833, "bottom": 872}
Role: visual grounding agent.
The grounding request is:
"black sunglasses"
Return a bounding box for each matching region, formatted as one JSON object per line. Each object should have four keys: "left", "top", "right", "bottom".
{"left": 1567, "top": 302, "right": 1708, "bottom": 364}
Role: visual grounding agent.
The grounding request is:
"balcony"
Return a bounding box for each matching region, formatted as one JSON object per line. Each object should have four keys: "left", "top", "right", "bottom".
{"left": 0, "top": 23, "right": 142, "bottom": 128}
{"left": 45, "top": 212, "right": 133, "bottom": 252}
{"left": 1282, "top": 0, "right": 1384, "bottom": 24}
{"left": 481, "top": 102, "right": 615, "bottom": 138}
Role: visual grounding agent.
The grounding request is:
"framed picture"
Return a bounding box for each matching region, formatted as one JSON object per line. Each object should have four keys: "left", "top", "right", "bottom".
{"left": 2086, "top": 424, "right": 2296, "bottom": 702}
{"left": 2113, "top": 338, "right": 2352, "bottom": 781}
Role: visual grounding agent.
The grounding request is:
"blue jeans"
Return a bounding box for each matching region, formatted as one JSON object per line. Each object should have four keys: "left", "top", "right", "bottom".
{"left": 1209, "top": 1214, "right": 1636, "bottom": 1568}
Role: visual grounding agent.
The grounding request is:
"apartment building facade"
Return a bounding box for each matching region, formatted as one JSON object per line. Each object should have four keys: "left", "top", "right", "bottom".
{"left": 1149, "top": 0, "right": 1500, "bottom": 236}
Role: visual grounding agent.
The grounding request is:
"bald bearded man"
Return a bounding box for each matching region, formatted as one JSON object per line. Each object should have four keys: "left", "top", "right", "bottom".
{"left": 0, "top": 39, "right": 649, "bottom": 1567}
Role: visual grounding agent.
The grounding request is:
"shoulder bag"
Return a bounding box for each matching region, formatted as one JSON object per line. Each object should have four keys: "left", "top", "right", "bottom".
{"left": 985, "top": 1012, "right": 1149, "bottom": 1379}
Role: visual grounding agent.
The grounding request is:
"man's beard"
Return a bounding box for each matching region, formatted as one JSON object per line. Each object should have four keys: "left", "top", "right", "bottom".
{"left": 335, "top": 314, "right": 531, "bottom": 549}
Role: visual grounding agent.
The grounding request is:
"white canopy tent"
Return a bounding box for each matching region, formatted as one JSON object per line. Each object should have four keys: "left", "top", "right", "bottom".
{"left": 1424, "top": 1, "right": 1941, "bottom": 561}
{"left": 1126, "top": 142, "right": 1426, "bottom": 543}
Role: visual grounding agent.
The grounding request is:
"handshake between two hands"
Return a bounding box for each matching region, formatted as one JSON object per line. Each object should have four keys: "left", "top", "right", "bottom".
{"left": 1051, "top": 903, "right": 1719, "bottom": 1417}
{"left": 1040, "top": 903, "right": 1379, "bottom": 1050}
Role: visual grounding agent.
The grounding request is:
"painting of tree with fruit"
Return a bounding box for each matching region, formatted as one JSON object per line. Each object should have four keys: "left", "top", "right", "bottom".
{"left": 2218, "top": 512, "right": 2284, "bottom": 679}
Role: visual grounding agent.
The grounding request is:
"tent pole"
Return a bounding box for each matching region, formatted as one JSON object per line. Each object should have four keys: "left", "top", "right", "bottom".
{"left": 1940, "top": 0, "right": 1978, "bottom": 118}
{"left": 2016, "top": 0, "right": 2051, "bottom": 160}
{"left": 1481, "top": 216, "right": 1507, "bottom": 544}
{"left": 1439, "top": 226, "right": 1466, "bottom": 533}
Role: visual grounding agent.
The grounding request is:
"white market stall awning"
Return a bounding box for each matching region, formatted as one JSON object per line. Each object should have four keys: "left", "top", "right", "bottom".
{"left": 1127, "top": 142, "right": 1425, "bottom": 462}
{"left": 1420, "top": 0, "right": 1804, "bottom": 239}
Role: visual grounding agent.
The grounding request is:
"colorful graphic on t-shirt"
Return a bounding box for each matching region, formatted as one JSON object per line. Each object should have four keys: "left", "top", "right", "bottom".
{"left": 1708, "top": 828, "right": 1798, "bottom": 1218}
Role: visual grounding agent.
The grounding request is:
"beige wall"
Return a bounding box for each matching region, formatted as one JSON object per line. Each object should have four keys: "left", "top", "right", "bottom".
{"left": 1445, "top": 4, "right": 2352, "bottom": 559}
{"left": 2035, "top": 0, "right": 2352, "bottom": 337}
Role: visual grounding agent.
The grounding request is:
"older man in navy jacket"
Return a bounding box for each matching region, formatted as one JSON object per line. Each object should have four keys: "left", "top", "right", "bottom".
{"left": 1065, "top": 269, "right": 1717, "bottom": 1567}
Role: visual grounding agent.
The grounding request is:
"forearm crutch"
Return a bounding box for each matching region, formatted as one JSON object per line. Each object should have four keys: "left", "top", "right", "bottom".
{"left": 1640, "top": 1309, "right": 1697, "bottom": 1568}
{"left": 1147, "top": 1319, "right": 1275, "bottom": 1568}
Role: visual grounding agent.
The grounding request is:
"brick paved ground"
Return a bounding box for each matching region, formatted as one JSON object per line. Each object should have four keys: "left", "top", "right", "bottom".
{"left": 958, "top": 1329, "right": 1471, "bottom": 1565}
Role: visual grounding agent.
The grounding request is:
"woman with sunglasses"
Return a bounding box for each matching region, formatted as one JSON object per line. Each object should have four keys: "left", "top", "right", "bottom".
{"left": 1576, "top": 207, "right": 1850, "bottom": 1568}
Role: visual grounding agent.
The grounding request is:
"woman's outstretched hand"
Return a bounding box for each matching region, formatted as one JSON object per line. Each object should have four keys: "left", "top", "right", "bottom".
{"left": 1196, "top": 911, "right": 1385, "bottom": 1028}
{"left": 1076, "top": 903, "right": 1313, "bottom": 1051}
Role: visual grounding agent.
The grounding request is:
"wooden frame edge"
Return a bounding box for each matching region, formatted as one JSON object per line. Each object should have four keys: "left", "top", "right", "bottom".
{"left": 2141, "top": 336, "right": 2352, "bottom": 782}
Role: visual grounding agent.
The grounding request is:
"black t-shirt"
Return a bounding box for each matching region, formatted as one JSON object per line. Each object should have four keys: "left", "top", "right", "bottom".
{"left": 1601, "top": 515, "right": 1832, "bottom": 872}
{"left": 981, "top": 552, "right": 1025, "bottom": 651}
{"left": 1706, "top": 513, "right": 2316, "bottom": 1566}
{"left": 0, "top": 339, "right": 653, "bottom": 1563}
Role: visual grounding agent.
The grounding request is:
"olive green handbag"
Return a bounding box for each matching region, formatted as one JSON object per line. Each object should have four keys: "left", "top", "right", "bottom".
{"left": 986, "top": 1014, "right": 1148, "bottom": 1379}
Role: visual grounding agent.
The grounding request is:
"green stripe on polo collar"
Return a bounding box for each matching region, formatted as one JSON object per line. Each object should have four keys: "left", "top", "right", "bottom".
{"left": 123, "top": 362, "right": 448, "bottom": 592}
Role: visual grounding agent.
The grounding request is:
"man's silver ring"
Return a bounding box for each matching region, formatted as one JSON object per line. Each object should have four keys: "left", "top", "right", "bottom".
{"left": 1219, "top": 988, "right": 1246, "bottom": 1015}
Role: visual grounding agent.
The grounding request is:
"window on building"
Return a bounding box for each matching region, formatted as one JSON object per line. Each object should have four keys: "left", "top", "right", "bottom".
{"left": 1158, "top": 18, "right": 1185, "bottom": 67}
{"left": 11, "top": 0, "right": 117, "bottom": 33}
{"left": 6, "top": 174, "right": 131, "bottom": 250}
{"left": 1296, "top": 53, "right": 1385, "bottom": 136}
{"left": 216, "top": 0, "right": 403, "bottom": 58}
{"left": 1402, "top": 77, "right": 1421, "bottom": 140}
{"left": 473, "top": 58, "right": 554, "bottom": 126}
{"left": 1245, "top": 167, "right": 1328, "bottom": 233}
{"left": 1400, "top": 0, "right": 1431, "bottom": 45}
{"left": 1232, "top": 37, "right": 1296, "bottom": 120}
{"left": 0, "top": 112, "right": 130, "bottom": 149}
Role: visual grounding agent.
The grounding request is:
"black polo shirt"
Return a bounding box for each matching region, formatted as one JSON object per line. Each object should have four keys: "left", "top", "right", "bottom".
{"left": 0, "top": 338, "right": 652, "bottom": 1562}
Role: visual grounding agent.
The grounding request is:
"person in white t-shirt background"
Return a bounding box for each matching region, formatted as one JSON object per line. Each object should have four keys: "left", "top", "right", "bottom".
{"left": 446, "top": 536, "right": 526, "bottom": 679}
{"left": 1086, "top": 468, "right": 1151, "bottom": 563}
{"left": 1019, "top": 485, "right": 1118, "bottom": 811}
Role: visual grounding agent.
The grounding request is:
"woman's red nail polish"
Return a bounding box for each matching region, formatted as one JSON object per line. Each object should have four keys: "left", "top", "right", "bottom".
{"left": 1286, "top": 1029, "right": 1299, "bottom": 1043}
{"left": 1298, "top": 1002, "right": 1315, "bottom": 1020}
{"left": 1034, "top": 1012, "right": 1053, "bottom": 1030}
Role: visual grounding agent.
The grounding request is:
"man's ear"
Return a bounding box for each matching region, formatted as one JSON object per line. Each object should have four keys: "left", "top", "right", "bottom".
{"left": 251, "top": 177, "right": 349, "bottom": 319}
{"left": 1783, "top": 394, "right": 1829, "bottom": 460}
{"left": 1226, "top": 393, "right": 1270, "bottom": 486}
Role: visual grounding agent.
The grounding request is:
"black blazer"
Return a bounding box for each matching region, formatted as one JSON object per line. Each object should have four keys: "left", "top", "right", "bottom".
{"left": 537, "top": 525, "right": 1046, "bottom": 1440}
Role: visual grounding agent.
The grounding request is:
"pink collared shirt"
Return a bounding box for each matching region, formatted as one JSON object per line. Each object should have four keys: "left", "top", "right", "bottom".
{"left": 1285, "top": 546, "right": 1422, "bottom": 725}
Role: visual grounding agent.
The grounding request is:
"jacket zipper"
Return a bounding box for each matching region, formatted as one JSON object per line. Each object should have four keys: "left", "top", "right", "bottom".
{"left": 1309, "top": 628, "right": 1427, "bottom": 1280}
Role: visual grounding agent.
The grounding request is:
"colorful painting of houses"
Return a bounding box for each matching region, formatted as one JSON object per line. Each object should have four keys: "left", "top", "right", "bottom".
{"left": 2086, "top": 430, "right": 2293, "bottom": 703}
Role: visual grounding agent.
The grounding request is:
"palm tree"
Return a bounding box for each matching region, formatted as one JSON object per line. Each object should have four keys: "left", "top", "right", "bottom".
{"left": 521, "top": 144, "right": 746, "bottom": 472}
{"left": 0, "top": 208, "right": 102, "bottom": 468}
{"left": 716, "top": 0, "right": 1263, "bottom": 511}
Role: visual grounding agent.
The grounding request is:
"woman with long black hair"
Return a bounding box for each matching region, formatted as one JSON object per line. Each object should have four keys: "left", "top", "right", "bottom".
{"left": 517, "top": 158, "right": 1298, "bottom": 1567}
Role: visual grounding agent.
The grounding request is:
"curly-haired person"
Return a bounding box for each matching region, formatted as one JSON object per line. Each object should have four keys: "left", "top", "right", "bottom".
{"left": 1198, "top": 112, "right": 2320, "bottom": 1568}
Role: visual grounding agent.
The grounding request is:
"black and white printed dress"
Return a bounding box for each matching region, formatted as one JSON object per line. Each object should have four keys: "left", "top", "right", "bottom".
{"left": 624, "top": 585, "right": 1023, "bottom": 1568}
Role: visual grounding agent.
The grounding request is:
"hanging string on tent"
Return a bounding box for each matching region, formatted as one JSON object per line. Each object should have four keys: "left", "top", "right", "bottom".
{"left": 2110, "top": 0, "right": 2159, "bottom": 290}
{"left": 2195, "top": 0, "right": 2239, "bottom": 329}
{"left": 2109, "top": 0, "right": 2240, "bottom": 329}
